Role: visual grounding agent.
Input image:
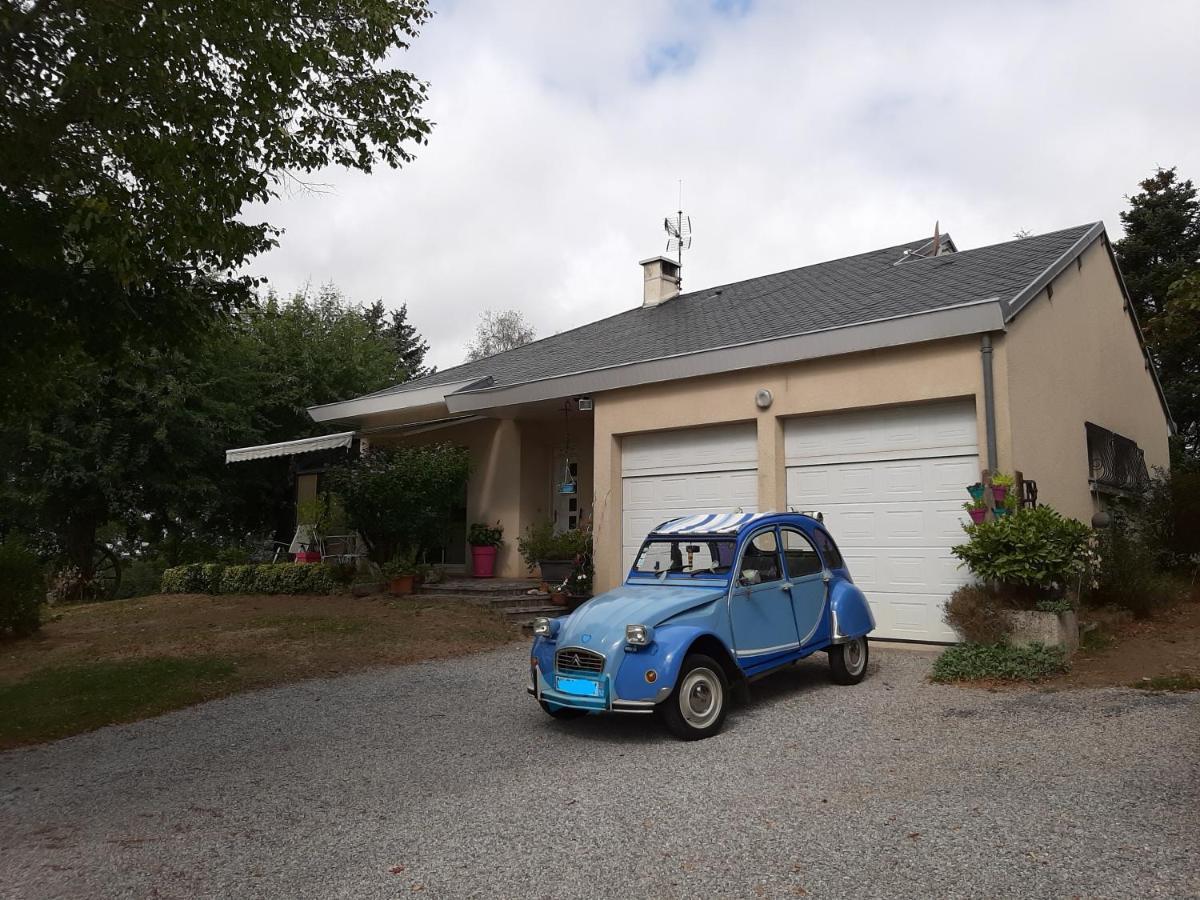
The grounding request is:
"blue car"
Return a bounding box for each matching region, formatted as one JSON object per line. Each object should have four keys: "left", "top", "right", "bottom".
{"left": 528, "top": 511, "right": 876, "bottom": 740}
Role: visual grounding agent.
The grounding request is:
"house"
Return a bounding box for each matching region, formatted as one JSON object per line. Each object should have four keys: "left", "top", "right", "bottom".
{"left": 227, "top": 222, "right": 1172, "bottom": 642}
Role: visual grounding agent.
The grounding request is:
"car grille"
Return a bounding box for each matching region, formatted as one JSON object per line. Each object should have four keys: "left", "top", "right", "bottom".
{"left": 555, "top": 647, "right": 605, "bottom": 675}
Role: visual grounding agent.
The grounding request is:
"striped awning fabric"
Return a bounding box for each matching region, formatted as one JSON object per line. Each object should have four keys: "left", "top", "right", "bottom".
{"left": 651, "top": 512, "right": 771, "bottom": 536}
{"left": 225, "top": 431, "right": 355, "bottom": 463}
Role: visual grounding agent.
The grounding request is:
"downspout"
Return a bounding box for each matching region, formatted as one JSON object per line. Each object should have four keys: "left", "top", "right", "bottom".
{"left": 980, "top": 334, "right": 998, "bottom": 471}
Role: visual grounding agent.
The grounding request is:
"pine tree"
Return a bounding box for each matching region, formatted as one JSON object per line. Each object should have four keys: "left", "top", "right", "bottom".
{"left": 1114, "top": 168, "right": 1200, "bottom": 320}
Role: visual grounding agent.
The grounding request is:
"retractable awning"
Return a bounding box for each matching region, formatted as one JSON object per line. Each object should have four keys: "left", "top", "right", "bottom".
{"left": 225, "top": 431, "right": 355, "bottom": 464}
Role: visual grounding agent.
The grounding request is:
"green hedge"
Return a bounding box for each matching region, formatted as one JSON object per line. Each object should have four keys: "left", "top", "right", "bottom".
{"left": 161, "top": 562, "right": 348, "bottom": 596}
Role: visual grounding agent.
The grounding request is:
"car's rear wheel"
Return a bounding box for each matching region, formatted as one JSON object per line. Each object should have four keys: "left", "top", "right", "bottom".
{"left": 658, "top": 653, "right": 729, "bottom": 740}
{"left": 539, "top": 700, "right": 587, "bottom": 720}
{"left": 829, "top": 636, "right": 869, "bottom": 685}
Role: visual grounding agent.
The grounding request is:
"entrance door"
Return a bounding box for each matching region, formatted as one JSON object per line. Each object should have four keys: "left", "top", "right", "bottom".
{"left": 729, "top": 528, "right": 800, "bottom": 672}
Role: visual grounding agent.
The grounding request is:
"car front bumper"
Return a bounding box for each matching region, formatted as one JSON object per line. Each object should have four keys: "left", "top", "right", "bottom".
{"left": 529, "top": 666, "right": 656, "bottom": 714}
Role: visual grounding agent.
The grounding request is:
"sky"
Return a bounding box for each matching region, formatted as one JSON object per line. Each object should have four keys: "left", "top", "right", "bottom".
{"left": 247, "top": 0, "right": 1200, "bottom": 372}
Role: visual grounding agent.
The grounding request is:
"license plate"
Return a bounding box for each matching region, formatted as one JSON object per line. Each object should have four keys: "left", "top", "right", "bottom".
{"left": 556, "top": 676, "right": 603, "bottom": 697}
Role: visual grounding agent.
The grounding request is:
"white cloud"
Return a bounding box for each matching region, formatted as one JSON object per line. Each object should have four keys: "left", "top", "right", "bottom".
{"left": 246, "top": 0, "right": 1200, "bottom": 371}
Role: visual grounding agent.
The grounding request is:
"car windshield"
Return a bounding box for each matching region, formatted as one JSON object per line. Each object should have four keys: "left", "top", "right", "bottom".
{"left": 631, "top": 538, "right": 735, "bottom": 578}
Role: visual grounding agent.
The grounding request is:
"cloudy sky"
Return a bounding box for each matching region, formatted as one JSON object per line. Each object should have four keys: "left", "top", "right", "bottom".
{"left": 248, "top": 0, "right": 1200, "bottom": 372}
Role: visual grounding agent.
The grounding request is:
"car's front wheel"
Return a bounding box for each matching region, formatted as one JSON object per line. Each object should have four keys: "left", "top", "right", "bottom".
{"left": 658, "top": 653, "right": 730, "bottom": 740}
{"left": 828, "top": 636, "right": 869, "bottom": 685}
{"left": 539, "top": 700, "right": 588, "bottom": 720}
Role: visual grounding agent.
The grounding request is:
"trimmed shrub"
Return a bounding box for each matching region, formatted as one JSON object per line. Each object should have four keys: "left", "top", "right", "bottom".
{"left": 942, "top": 584, "right": 1012, "bottom": 644}
{"left": 951, "top": 506, "right": 1091, "bottom": 596}
{"left": 0, "top": 534, "right": 44, "bottom": 637}
{"left": 930, "top": 643, "right": 1069, "bottom": 683}
{"left": 251, "top": 563, "right": 337, "bottom": 595}
{"left": 161, "top": 563, "right": 204, "bottom": 593}
{"left": 219, "top": 564, "right": 258, "bottom": 594}
{"left": 200, "top": 563, "right": 225, "bottom": 593}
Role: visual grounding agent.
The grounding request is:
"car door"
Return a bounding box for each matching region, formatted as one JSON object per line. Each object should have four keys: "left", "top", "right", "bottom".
{"left": 780, "top": 526, "right": 828, "bottom": 646}
{"left": 729, "top": 528, "right": 801, "bottom": 669}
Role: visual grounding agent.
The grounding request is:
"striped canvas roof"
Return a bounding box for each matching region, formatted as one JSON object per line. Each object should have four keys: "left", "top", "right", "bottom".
{"left": 651, "top": 512, "right": 772, "bottom": 535}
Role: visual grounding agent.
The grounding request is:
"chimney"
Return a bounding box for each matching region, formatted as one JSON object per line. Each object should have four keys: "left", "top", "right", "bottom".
{"left": 640, "top": 255, "right": 680, "bottom": 306}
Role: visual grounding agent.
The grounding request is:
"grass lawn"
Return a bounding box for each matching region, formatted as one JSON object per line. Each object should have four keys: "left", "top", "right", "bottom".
{"left": 0, "top": 592, "right": 516, "bottom": 749}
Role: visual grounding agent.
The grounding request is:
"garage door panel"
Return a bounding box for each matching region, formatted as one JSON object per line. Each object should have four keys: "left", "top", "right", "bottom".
{"left": 784, "top": 400, "right": 977, "bottom": 642}
{"left": 622, "top": 424, "right": 757, "bottom": 477}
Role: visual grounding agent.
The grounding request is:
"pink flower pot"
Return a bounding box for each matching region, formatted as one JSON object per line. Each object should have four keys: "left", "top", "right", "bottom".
{"left": 968, "top": 508, "right": 988, "bottom": 524}
{"left": 992, "top": 485, "right": 1008, "bottom": 502}
{"left": 471, "top": 544, "right": 498, "bottom": 578}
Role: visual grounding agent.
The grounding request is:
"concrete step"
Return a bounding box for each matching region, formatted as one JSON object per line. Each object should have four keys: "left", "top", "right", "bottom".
{"left": 420, "top": 579, "right": 539, "bottom": 597}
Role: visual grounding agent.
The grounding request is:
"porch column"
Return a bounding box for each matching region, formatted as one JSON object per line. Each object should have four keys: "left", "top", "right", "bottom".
{"left": 757, "top": 413, "right": 785, "bottom": 513}
{"left": 592, "top": 432, "right": 623, "bottom": 593}
{"left": 469, "top": 418, "right": 525, "bottom": 578}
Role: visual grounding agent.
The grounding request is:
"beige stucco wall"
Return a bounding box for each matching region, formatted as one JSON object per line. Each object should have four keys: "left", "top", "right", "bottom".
{"left": 1003, "top": 239, "right": 1171, "bottom": 523}
{"left": 591, "top": 336, "right": 996, "bottom": 591}
{"left": 369, "top": 416, "right": 593, "bottom": 578}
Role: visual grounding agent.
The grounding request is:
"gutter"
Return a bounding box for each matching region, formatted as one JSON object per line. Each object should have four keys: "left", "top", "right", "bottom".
{"left": 980, "top": 335, "right": 998, "bottom": 470}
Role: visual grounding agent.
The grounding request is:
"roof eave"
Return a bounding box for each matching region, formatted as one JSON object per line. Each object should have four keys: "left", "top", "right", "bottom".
{"left": 307, "top": 377, "right": 494, "bottom": 424}
{"left": 445, "top": 299, "right": 1007, "bottom": 414}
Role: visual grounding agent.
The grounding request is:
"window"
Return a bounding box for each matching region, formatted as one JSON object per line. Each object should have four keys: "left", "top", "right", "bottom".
{"left": 781, "top": 528, "right": 822, "bottom": 578}
{"left": 813, "top": 529, "right": 845, "bottom": 569}
{"left": 632, "top": 539, "right": 735, "bottom": 576}
{"left": 739, "top": 530, "right": 782, "bottom": 585}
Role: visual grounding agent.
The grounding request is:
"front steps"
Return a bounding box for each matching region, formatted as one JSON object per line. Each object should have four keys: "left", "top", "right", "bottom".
{"left": 419, "top": 578, "right": 565, "bottom": 632}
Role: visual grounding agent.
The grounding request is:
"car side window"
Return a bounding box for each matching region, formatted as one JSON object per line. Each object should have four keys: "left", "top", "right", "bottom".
{"left": 814, "top": 529, "right": 845, "bottom": 569}
{"left": 738, "top": 530, "right": 782, "bottom": 586}
{"left": 781, "top": 528, "right": 822, "bottom": 578}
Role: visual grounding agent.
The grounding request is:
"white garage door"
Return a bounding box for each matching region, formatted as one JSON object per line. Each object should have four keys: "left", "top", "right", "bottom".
{"left": 621, "top": 424, "right": 758, "bottom": 570}
{"left": 784, "top": 400, "right": 979, "bottom": 642}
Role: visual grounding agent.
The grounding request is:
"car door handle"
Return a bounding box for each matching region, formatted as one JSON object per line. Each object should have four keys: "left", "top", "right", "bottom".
{"left": 780, "top": 582, "right": 793, "bottom": 591}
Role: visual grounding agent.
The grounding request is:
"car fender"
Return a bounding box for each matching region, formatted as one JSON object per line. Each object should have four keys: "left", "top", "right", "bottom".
{"left": 614, "top": 624, "right": 736, "bottom": 703}
{"left": 829, "top": 580, "right": 876, "bottom": 640}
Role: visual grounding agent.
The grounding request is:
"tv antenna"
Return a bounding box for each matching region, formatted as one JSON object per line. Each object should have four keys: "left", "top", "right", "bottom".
{"left": 664, "top": 180, "right": 691, "bottom": 288}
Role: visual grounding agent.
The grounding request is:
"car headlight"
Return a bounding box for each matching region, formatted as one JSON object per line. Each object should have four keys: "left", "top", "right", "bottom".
{"left": 625, "top": 623, "right": 654, "bottom": 646}
{"left": 532, "top": 617, "right": 558, "bottom": 638}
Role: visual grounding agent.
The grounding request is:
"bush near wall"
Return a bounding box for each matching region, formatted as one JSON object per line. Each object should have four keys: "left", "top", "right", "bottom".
{"left": 0, "top": 534, "right": 44, "bottom": 637}
{"left": 161, "top": 563, "right": 350, "bottom": 596}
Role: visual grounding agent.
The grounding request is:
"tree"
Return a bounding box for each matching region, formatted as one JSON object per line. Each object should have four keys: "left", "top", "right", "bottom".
{"left": 328, "top": 443, "right": 471, "bottom": 562}
{"left": 0, "top": 286, "right": 430, "bottom": 581}
{"left": 465, "top": 309, "right": 537, "bottom": 361}
{"left": 1145, "top": 272, "right": 1200, "bottom": 454}
{"left": 1114, "top": 168, "right": 1200, "bottom": 320}
{"left": 365, "top": 300, "right": 433, "bottom": 382}
{"left": 0, "top": 1, "right": 433, "bottom": 417}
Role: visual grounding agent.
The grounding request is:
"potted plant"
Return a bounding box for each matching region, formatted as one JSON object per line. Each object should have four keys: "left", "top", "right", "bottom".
{"left": 963, "top": 498, "right": 989, "bottom": 524}
{"left": 468, "top": 521, "right": 503, "bottom": 578}
{"left": 518, "top": 522, "right": 588, "bottom": 585}
{"left": 562, "top": 539, "right": 594, "bottom": 611}
{"left": 382, "top": 551, "right": 419, "bottom": 596}
{"left": 966, "top": 482, "right": 985, "bottom": 502}
{"left": 991, "top": 472, "right": 1015, "bottom": 504}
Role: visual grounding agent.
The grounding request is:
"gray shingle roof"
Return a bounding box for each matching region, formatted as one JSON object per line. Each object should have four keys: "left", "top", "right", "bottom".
{"left": 378, "top": 223, "right": 1099, "bottom": 395}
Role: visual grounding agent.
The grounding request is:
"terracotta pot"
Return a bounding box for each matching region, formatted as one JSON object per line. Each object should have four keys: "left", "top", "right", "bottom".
{"left": 388, "top": 574, "right": 415, "bottom": 596}
{"left": 968, "top": 508, "right": 988, "bottom": 524}
{"left": 471, "top": 544, "right": 498, "bottom": 578}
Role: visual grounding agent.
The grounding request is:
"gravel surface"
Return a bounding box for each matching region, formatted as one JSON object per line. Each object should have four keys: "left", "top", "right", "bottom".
{"left": 2, "top": 645, "right": 1198, "bottom": 899}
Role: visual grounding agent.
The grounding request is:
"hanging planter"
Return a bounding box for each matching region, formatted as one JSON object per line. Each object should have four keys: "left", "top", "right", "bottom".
{"left": 967, "top": 483, "right": 985, "bottom": 502}
{"left": 963, "top": 499, "right": 988, "bottom": 524}
{"left": 991, "top": 472, "right": 1015, "bottom": 504}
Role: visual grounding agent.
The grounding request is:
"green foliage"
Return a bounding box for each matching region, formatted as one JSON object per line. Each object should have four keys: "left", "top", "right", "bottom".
{"left": 952, "top": 506, "right": 1091, "bottom": 593}
{"left": 1034, "top": 597, "right": 1075, "bottom": 614}
{"left": 0, "top": 1, "right": 433, "bottom": 414}
{"left": 329, "top": 443, "right": 471, "bottom": 562}
{"left": 114, "top": 557, "right": 168, "bottom": 600}
{"left": 0, "top": 534, "right": 43, "bottom": 637}
{"left": 468, "top": 522, "right": 504, "bottom": 547}
{"left": 930, "top": 643, "right": 1069, "bottom": 683}
{"left": 1114, "top": 167, "right": 1200, "bottom": 321}
{"left": 942, "top": 585, "right": 1012, "bottom": 644}
{"left": 163, "top": 562, "right": 341, "bottom": 595}
{"left": 219, "top": 565, "right": 259, "bottom": 595}
{"left": 0, "top": 285, "right": 428, "bottom": 577}
{"left": 0, "top": 657, "right": 239, "bottom": 746}
{"left": 1131, "top": 674, "right": 1200, "bottom": 692}
{"left": 991, "top": 472, "right": 1015, "bottom": 488}
{"left": 465, "top": 309, "right": 537, "bottom": 361}
{"left": 1085, "top": 475, "right": 1196, "bottom": 618}
{"left": 381, "top": 550, "right": 421, "bottom": 579}
{"left": 517, "top": 522, "right": 592, "bottom": 569}
{"left": 1146, "top": 273, "right": 1200, "bottom": 455}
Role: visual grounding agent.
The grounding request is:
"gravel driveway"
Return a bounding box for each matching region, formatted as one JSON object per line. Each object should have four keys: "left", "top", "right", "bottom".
{"left": 2, "top": 645, "right": 1197, "bottom": 899}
